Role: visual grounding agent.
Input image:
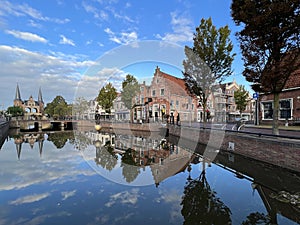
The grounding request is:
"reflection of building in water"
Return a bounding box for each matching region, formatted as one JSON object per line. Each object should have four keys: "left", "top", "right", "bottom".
{"left": 115, "top": 134, "right": 193, "bottom": 186}
{"left": 150, "top": 146, "right": 193, "bottom": 187}
{"left": 115, "top": 134, "right": 168, "bottom": 152}
{"left": 13, "top": 133, "right": 45, "bottom": 159}
{"left": 86, "top": 131, "right": 115, "bottom": 147}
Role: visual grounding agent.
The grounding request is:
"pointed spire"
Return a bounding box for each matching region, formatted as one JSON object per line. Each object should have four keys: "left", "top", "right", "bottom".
{"left": 38, "top": 87, "right": 43, "bottom": 103}
{"left": 15, "top": 84, "right": 21, "bottom": 100}
{"left": 38, "top": 139, "right": 44, "bottom": 157}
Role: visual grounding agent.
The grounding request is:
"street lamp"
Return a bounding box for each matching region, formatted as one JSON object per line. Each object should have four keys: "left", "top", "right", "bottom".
{"left": 95, "top": 110, "right": 101, "bottom": 132}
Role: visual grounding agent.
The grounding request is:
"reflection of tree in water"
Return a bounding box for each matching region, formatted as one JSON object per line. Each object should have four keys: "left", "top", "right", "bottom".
{"left": 242, "top": 212, "right": 271, "bottom": 225}
{"left": 120, "top": 148, "right": 140, "bottom": 183}
{"left": 95, "top": 144, "right": 117, "bottom": 171}
{"left": 69, "top": 131, "right": 92, "bottom": 151}
{"left": 181, "top": 170, "right": 232, "bottom": 225}
{"left": 47, "top": 132, "right": 74, "bottom": 149}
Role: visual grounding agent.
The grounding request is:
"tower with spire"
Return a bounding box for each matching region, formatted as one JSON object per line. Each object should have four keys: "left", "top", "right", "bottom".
{"left": 14, "top": 84, "right": 23, "bottom": 107}
{"left": 13, "top": 84, "right": 45, "bottom": 116}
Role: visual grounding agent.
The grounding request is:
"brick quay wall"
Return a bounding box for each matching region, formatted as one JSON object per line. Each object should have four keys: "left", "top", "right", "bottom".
{"left": 78, "top": 120, "right": 300, "bottom": 172}
{"left": 167, "top": 125, "right": 300, "bottom": 173}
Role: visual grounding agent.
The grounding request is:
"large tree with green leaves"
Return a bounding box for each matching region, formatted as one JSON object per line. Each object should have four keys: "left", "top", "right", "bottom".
{"left": 234, "top": 85, "right": 249, "bottom": 116}
{"left": 121, "top": 74, "right": 140, "bottom": 110}
{"left": 97, "top": 83, "right": 117, "bottom": 113}
{"left": 183, "top": 17, "right": 235, "bottom": 124}
{"left": 231, "top": 0, "right": 300, "bottom": 135}
{"left": 7, "top": 106, "right": 24, "bottom": 117}
{"left": 45, "top": 95, "right": 69, "bottom": 119}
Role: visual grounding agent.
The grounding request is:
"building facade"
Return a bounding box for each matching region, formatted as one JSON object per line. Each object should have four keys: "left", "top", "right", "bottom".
{"left": 212, "top": 81, "right": 254, "bottom": 123}
{"left": 113, "top": 93, "right": 130, "bottom": 121}
{"left": 259, "top": 70, "right": 300, "bottom": 125}
{"left": 132, "top": 66, "right": 198, "bottom": 123}
{"left": 13, "top": 84, "right": 44, "bottom": 116}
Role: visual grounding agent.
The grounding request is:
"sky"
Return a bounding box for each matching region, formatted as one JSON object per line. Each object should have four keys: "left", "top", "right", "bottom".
{"left": 0, "top": 0, "right": 247, "bottom": 109}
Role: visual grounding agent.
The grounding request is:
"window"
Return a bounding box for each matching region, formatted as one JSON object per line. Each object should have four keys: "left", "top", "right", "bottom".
{"left": 280, "top": 99, "right": 292, "bottom": 119}
{"left": 262, "top": 99, "right": 292, "bottom": 120}
{"left": 176, "top": 100, "right": 179, "bottom": 107}
{"left": 152, "top": 90, "right": 156, "bottom": 96}
{"left": 160, "top": 88, "right": 165, "bottom": 96}
{"left": 262, "top": 102, "right": 273, "bottom": 119}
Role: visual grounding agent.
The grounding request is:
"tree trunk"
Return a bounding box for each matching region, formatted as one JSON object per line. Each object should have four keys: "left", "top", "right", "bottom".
{"left": 272, "top": 92, "right": 280, "bottom": 135}
{"left": 203, "top": 104, "right": 207, "bottom": 128}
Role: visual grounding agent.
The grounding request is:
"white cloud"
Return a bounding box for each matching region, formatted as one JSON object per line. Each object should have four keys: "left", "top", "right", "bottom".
{"left": 0, "top": 45, "right": 95, "bottom": 106}
{"left": 104, "top": 28, "right": 138, "bottom": 45}
{"left": 107, "top": 7, "right": 135, "bottom": 23}
{"left": 9, "top": 193, "right": 51, "bottom": 205}
{"left": 59, "top": 35, "right": 75, "bottom": 46}
{"left": 76, "top": 67, "right": 126, "bottom": 99}
{"left": 82, "top": 1, "right": 108, "bottom": 20}
{"left": 5, "top": 30, "right": 48, "bottom": 43}
{"left": 156, "top": 12, "right": 194, "bottom": 44}
{"left": 0, "top": 0, "right": 69, "bottom": 24}
{"left": 125, "top": 2, "right": 131, "bottom": 8}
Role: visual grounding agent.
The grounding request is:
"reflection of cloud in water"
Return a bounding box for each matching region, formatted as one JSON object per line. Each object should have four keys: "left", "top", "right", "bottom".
{"left": 157, "top": 189, "right": 183, "bottom": 224}
{"left": 9, "top": 192, "right": 51, "bottom": 205}
{"left": 61, "top": 190, "right": 76, "bottom": 201}
{"left": 0, "top": 142, "right": 96, "bottom": 191}
{"left": 105, "top": 188, "right": 140, "bottom": 208}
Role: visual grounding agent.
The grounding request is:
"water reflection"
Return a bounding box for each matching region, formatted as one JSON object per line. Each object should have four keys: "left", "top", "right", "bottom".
{"left": 181, "top": 168, "right": 232, "bottom": 225}
{"left": 0, "top": 130, "right": 299, "bottom": 224}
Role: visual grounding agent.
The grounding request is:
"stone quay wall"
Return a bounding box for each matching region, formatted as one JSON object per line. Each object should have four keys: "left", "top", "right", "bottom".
{"left": 77, "top": 121, "right": 300, "bottom": 172}
{"left": 167, "top": 125, "right": 300, "bottom": 173}
{"left": 0, "top": 121, "right": 10, "bottom": 145}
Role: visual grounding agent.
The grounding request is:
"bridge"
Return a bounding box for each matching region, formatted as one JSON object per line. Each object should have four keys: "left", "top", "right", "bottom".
{"left": 9, "top": 119, "right": 76, "bottom": 131}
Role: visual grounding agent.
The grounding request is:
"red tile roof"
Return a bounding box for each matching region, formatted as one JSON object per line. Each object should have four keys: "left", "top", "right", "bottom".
{"left": 284, "top": 69, "right": 300, "bottom": 89}
{"left": 155, "top": 67, "right": 188, "bottom": 96}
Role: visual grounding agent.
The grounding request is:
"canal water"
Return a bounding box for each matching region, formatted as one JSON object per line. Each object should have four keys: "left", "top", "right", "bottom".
{"left": 0, "top": 129, "right": 299, "bottom": 225}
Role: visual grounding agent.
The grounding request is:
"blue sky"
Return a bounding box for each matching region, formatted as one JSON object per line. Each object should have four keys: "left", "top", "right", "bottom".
{"left": 0, "top": 0, "right": 246, "bottom": 109}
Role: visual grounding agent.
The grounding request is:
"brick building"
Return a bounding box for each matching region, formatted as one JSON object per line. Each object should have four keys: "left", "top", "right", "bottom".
{"left": 259, "top": 70, "right": 300, "bottom": 125}
{"left": 13, "top": 84, "right": 44, "bottom": 116}
{"left": 133, "top": 66, "right": 198, "bottom": 123}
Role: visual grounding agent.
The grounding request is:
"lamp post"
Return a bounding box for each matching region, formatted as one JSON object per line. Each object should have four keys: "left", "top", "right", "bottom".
{"left": 95, "top": 110, "right": 101, "bottom": 132}
{"left": 253, "top": 92, "right": 259, "bottom": 125}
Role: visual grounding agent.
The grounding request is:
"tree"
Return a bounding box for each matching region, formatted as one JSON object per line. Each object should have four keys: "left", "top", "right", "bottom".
{"left": 242, "top": 212, "right": 271, "bottom": 225}
{"left": 234, "top": 85, "right": 249, "bottom": 117}
{"left": 72, "top": 97, "right": 89, "bottom": 119}
{"left": 121, "top": 74, "right": 140, "bottom": 110}
{"left": 6, "top": 106, "right": 24, "bottom": 117}
{"left": 45, "top": 95, "right": 68, "bottom": 119}
{"left": 181, "top": 171, "right": 232, "bottom": 225}
{"left": 183, "top": 17, "right": 235, "bottom": 125}
{"left": 231, "top": 0, "right": 300, "bottom": 135}
{"left": 97, "top": 83, "right": 117, "bottom": 114}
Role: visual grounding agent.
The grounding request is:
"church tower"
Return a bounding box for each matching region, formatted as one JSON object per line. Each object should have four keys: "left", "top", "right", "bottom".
{"left": 38, "top": 87, "right": 44, "bottom": 114}
{"left": 14, "top": 84, "right": 23, "bottom": 108}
